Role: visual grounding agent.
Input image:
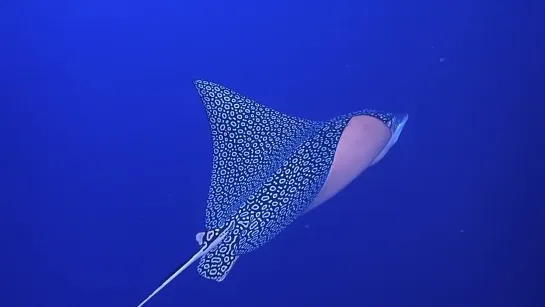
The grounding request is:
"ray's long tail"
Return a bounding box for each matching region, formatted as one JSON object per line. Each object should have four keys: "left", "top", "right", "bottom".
{"left": 136, "top": 222, "right": 234, "bottom": 307}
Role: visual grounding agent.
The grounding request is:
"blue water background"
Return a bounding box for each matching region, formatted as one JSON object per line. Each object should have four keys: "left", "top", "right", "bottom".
{"left": 2, "top": 0, "right": 543, "bottom": 306}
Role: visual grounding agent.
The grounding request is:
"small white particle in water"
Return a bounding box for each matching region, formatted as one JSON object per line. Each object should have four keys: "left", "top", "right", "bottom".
{"left": 439, "top": 57, "right": 445, "bottom": 62}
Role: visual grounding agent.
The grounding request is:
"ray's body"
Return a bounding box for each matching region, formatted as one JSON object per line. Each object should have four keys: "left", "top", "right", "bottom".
{"left": 136, "top": 80, "right": 408, "bottom": 306}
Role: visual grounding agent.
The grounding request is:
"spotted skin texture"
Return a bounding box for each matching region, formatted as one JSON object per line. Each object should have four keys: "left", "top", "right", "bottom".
{"left": 193, "top": 80, "right": 396, "bottom": 281}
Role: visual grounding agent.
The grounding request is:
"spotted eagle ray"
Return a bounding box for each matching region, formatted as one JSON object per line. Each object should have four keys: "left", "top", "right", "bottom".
{"left": 136, "top": 80, "right": 408, "bottom": 306}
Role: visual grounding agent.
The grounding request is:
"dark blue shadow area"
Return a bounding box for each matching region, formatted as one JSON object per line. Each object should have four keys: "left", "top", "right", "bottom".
{"left": 1, "top": 0, "right": 543, "bottom": 306}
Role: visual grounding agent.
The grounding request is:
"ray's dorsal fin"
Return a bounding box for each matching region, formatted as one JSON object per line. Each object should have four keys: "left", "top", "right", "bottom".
{"left": 135, "top": 221, "right": 235, "bottom": 307}
{"left": 195, "top": 231, "right": 205, "bottom": 245}
{"left": 193, "top": 80, "right": 321, "bottom": 229}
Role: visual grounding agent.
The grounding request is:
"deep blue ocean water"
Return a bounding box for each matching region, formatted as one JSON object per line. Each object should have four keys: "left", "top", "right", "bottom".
{"left": 2, "top": 1, "right": 543, "bottom": 306}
